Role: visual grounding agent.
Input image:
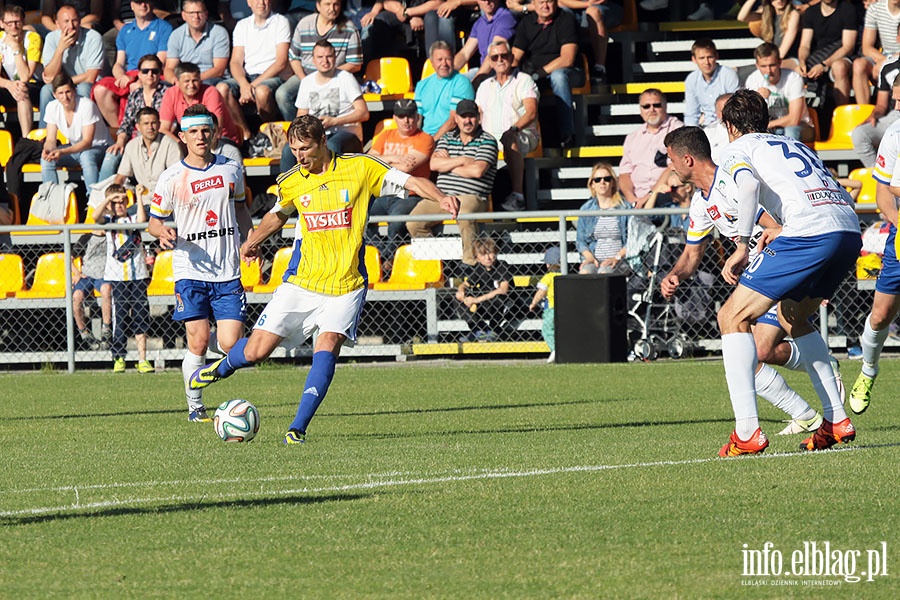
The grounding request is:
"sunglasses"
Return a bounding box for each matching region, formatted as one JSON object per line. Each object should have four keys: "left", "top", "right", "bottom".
{"left": 640, "top": 102, "right": 663, "bottom": 109}
{"left": 489, "top": 53, "right": 510, "bottom": 62}
{"left": 140, "top": 68, "right": 161, "bottom": 75}
{"left": 591, "top": 176, "right": 614, "bottom": 183}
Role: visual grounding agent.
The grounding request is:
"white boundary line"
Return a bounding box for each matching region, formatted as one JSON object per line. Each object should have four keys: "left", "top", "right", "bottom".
{"left": 0, "top": 447, "right": 864, "bottom": 519}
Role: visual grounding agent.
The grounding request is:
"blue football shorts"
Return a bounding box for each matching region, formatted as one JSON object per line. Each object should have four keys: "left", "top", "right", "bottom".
{"left": 876, "top": 225, "right": 900, "bottom": 295}
{"left": 173, "top": 278, "right": 247, "bottom": 323}
{"left": 740, "top": 231, "right": 861, "bottom": 302}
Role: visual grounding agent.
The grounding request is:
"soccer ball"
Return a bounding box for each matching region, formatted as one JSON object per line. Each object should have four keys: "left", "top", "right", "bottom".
{"left": 214, "top": 399, "right": 260, "bottom": 442}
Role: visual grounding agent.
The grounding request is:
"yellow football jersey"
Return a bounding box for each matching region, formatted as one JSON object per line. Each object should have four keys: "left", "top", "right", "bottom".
{"left": 275, "top": 153, "right": 397, "bottom": 295}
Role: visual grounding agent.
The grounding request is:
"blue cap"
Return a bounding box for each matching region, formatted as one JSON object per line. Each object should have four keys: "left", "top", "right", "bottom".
{"left": 543, "top": 246, "right": 561, "bottom": 265}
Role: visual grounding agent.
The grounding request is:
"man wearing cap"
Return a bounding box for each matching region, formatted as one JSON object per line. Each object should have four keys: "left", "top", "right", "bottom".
{"left": 407, "top": 99, "right": 498, "bottom": 266}
{"left": 415, "top": 40, "right": 475, "bottom": 141}
{"left": 367, "top": 98, "right": 436, "bottom": 264}
{"left": 476, "top": 39, "right": 540, "bottom": 212}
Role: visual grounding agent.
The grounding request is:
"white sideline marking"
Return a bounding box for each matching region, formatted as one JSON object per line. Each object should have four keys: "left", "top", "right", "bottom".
{"left": 0, "top": 447, "right": 863, "bottom": 518}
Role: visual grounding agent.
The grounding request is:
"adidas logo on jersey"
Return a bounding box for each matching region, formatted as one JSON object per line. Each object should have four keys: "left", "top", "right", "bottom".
{"left": 304, "top": 386, "right": 319, "bottom": 397}
{"left": 303, "top": 207, "right": 353, "bottom": 231}
{"left": 319, "top": 184, "right": 329, "bottom": 191}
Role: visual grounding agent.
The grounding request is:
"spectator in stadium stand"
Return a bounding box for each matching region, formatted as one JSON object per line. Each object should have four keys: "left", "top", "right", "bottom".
{"left": 114, "top": 106, "right": 184, "bottom": 205}
{"left": 93, "top": 0, "right": 172, "bottom": 129}
{"left": 557, "top": 0, "right": 622, "bottom": 84}
{"left": 407, "top": 99, "right": 498, "bottom": 267}
{"left": 71, "top": 231, "right": 113, "bottom": 351}
{"left": 0, "top": 3, "right": 42, "bottom": 138}
{"left": 683, "top": 38, "right": 739, "bottom": 130}
{"left": 737, "top": 0, "right": 801, "bottom": 71}
{"left": 576, "top": 162, "right": 632, "bottom": 275}
{"left": 275, "top": 0, "right": 363, "bottom": 121}
{"left": 453, "top": 0, "right": 517, "bottom": 87}
{"left": 618, "top": 88, "right": 683, "bottom": 209}
{"left": 220, "top": 0, "right": 253, "bottom": 32}
{"left": 366, "top": 98, "right": 435, "bottom": 266}
{"left": 39, "top": 3, "right": 105, "bottom": 125}
{"left": 163, "top": 0, "right": 231, "bottom": 85}
{"left": 372, "top": 0, "right": 468, "bottom": 59}
{"left": 41, "top": 0, "right": 103, "bottom": 32}
{"left": 852, "top": 0, "right": 900, "bottom": 106}
{"left": 744, "top": 42, "right": 816, "bottom": 142}
{"left": 279, "top": 39, "right": 369, "bottom": 169}
{"left": 41, "top": 73, "right": 119, "bottom": 188}
{"left": 511, "top": 0, "right": 583, "bottom": 149}
{"left": 475, "top": 39, "right": 540, "bottom": 213}
{"left": 415, "top": 40, "right": 475, "bottom": 140}
{"left": 797, "top": 0, "right": 858, "bottom": 106}
{"left": 454, "top": 235, "right": 512, "bottom": 342}
{"left": 106, "top": 54, "right": 171, "bottom": 167}
{"left": 852, "top": 53, "right": 900, "bottom": 167}
{"left": 93, "top": 184, "right": 155, "bottom": 375}
{"left": 216, "top": 0, "right": 291, "bottom": 135}
{"left": 160, "top": 61, "right": 243, "bottom": 146}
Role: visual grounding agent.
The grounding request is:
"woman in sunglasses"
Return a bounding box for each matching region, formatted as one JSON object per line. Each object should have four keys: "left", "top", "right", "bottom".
{"left": 108, "top": 54, "right": 171, "bottom": 157}
{"left": 575, "top": 162, "right": 631, "bottom": 274}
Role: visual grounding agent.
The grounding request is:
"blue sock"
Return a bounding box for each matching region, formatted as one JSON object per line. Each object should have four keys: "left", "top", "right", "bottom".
{"left": 289, "top": 351, "right": 337, "bottom": 433}
{"left": 217, "top": 337, "right": 253, "bottom": 377}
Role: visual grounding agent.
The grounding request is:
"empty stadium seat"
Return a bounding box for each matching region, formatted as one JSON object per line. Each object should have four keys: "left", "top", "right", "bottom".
{"left": 253, "top": 247, "right": 293, "bottom": 293}
{"left": 372, "top": 118, "right": 397, "bottom": 141}
{"left": 0, "top": 129, "right": 12, "bottom": 167}
{"left": 363, "top": 57, "right": 413, "bottom": 100}
{"left": 814, "top": 104, "right": 875, "bottom": 151}
{"left": 372, "top": 245, "right": 443, "bottom": 291}
{"left": 23, "top": 188, "right": 80, "bottom": 226}
{"left": 240, "top": 258, "right": 262, "bottom": 290}
{"left": 610, "top": 0, "right": 638, "bottom": 33}
{"left": 849, "top": 167, "right": 877, "bottom": 207}
{"left": 146, "top": 250, "right": 175, "bottom": 296}
{"left": 15, "top": 252, "right": 70, "bottom": 299}
{"left": 0, "top": 253, "right": 25, "bottom": 297}
{"left": 364, "top": 245, "right": 382, "bottom": 285}
{"left": 23, "top": 128, "right": 72, "bottom": 177}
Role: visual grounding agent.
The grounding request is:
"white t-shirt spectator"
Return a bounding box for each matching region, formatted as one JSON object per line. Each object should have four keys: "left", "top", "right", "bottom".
{"left": 295, "top": 70, "right": 363, "bottom": 136}
{"left": 744, "top": 68, "right": 811, "bottom": 125}
{"left": 232, "top": 13, "right": 291, "bottom": 76}
{"left": 44, "top": 97, "right": 112, "bottom": 148}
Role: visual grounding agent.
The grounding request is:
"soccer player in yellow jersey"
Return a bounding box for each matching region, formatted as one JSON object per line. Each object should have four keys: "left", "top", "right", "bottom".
{"left": 190, "top": 115, "right": 460, "bottom": 443}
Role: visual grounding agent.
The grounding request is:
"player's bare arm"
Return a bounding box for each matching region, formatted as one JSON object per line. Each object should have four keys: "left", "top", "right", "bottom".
{"left": 878, "top": 183, "right": 899, "bottom": 227}
{"left": 404, "top": 175, "right": 460, "bottom": 218}
{"left": 661, "top": 241, "right": 705, "bottom": 299}
{"left": 240, "top": 210, "right": 289, "bottom": 262}
{"left": 147, "top": 216, "right": 177, "bottom": 250}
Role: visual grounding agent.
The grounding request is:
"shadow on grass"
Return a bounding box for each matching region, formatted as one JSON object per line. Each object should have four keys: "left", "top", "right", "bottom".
{"left": 0, "top": 492, "right": 372, "bottom": 527}
{"left": 333, "top": 416, "right": 737, "bottom": 439}
{"left": 330, "top": 397, "right": 623, "bottom": 418}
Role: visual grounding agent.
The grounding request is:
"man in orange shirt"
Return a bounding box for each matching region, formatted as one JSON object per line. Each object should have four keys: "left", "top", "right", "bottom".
{"left": 366, "top": 98, "right": 435, "bottom": 263}
{"left": 158, "top": 61, "right": 241, "bottom": 146}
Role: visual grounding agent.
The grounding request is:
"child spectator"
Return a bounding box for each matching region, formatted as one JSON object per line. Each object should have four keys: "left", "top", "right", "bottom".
{"left": 72, "top": 231, "right": 112, "bottom": 350}
{"left": 92, "top": 184, "right": 154, "bottom": 374}
{"left": 455, "top": 236, "right": 512, "bottom": 342}
{"left": 529, "top": 245, "right": 561, "bottom": 363}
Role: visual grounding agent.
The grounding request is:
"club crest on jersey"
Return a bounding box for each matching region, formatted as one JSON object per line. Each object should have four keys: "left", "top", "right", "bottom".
{"left": 300, "top": 194, "right": 312, "bottom": 207}
{"left": 303, "top": 207, "right": 353, "bottom": 231}
{"left": 190, "top": 175, "right": 224, "bottom": 194}
{"left": 206, "top": 210, "right": 218, "bottom": 227}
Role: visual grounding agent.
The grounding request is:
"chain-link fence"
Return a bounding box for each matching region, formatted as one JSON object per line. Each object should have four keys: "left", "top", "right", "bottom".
{"left": 0, "top": 207, "right": 885, "bottom": 370}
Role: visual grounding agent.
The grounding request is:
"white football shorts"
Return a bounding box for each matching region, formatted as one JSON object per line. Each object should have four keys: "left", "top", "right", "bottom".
{"left": 253, "top": 283, "right": 366, "bottom": 349}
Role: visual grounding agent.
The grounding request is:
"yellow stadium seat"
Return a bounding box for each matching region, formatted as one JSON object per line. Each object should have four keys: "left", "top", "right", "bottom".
{"left": 849, "top": 167, "right": 877, "bottom": 206}
{"left": 240, "top": 258, "right": 262, "bottom": 290}
{"left": 23, "top": 128, "right": 72, "bottom": 176}
{"left": 23, "top": 189, "right": 80, "bottom": 226}
{"left": 372, "top": 245, "right": 443, "bottom": 291}
{"left": 0, "top": 130, "right": 12, "bottom": 167}
{"left": 146, "top": 250, "right": 175, "bottom": 296}
{"left": 814, "top": 104, "right": 875, "bottom": 151}
{"left": 372, "top": 118, "right": 397, "bottom": 141}
{"left": 253, "top": 247, "right": 293, "bottom": 293}
{"left": 15, "top": 252, "right": 70, "bottom": 299}
{"left": 0, "top": 253, "right": 25, "bottom": 297}
{"left": 364, "top": 245, "right": 382, "bottom": 286}
{"left": 363, "top": 57, "right": 413, "bottom": 100}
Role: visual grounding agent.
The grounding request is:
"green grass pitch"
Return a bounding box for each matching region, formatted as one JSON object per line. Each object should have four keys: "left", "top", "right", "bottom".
{"left": 1, "top": 359, "right": 898, "bottom": 598}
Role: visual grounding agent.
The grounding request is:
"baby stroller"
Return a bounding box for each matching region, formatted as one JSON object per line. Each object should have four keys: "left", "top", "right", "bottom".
{"left": 626, "top": 219, "right": 713, "bottom": 360}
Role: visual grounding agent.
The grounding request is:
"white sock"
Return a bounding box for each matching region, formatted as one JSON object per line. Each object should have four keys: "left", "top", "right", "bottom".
{"left": 722, "top": 332, "right": 759, "bottom": 439}
{"left": 793, "top": 332, "right": 847, "bottom": 423}
{"left": 860, "top": 315, "right": 888, "bottom": 378}
{"left": 207, "top": 330, "right": 225, "bottom": 356}
{"left": 754, "top": 363, "right": 813, "bottom": 420}
{"left": 781, "top": 340, "right": 803, "bottom": 371}
{"left": 183, "top": 351, "right": 206, "bottom": 411}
